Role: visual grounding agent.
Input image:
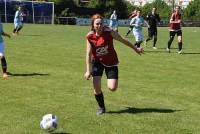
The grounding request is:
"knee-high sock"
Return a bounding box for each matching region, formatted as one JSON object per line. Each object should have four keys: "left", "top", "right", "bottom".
{"left": 13, "top": 28, "right": 17, "bottom": 33}
{"left": 16, "top": 26, "right": 23, "bottom": 33}
{"left": 153, "top": 37, "right": 157, "bottom": 47}
{"left": 1, "top": 57, "right": 7, "bottom": 73}
{"left": 168, "top": 36, "right": 174, "bottom": 49}
{"left": 178, "top": 42, "right": 182, "bottom": 51}
{"left": 95, "top": 92, "right": 105, "bottom": 108}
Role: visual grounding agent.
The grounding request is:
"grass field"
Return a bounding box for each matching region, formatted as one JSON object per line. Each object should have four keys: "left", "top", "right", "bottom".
{"left": 0, "top": 23, "right": 200, "bottom": 134}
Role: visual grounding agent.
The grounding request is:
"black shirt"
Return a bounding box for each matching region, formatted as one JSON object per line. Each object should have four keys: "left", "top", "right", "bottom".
{"left": 146, "top": 13, "right": 160, "bottom": 29}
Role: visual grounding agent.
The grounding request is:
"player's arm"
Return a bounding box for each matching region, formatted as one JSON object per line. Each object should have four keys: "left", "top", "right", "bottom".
{"left": 144, "top": 20, "right": 150, "bottom": 28}
{"left": 170, "top": 14, "right": 181, "bottom": 24}
{"left": 84, "top": 39, "right": 92, "bottom": 80}
{"left": 111, "top": 30, "right": 143, "bottom": 55}
{"left": 130, "top": 18, "right": 137, "bottom": 26}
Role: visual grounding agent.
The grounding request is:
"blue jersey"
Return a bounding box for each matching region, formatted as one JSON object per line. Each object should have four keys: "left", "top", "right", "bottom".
{"left": 130, "top": 16, "right": 144, "bottom": 31}
{"left": 0, "top": 20, "right": 4, "bottom": 43}
{"left": 14, "top": 10, "right": 23, "bottom": 23}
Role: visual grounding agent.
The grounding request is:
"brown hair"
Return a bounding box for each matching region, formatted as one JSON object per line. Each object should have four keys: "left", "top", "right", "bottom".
{"left": 91, "top": 14, "right": 103, "bottom": 31}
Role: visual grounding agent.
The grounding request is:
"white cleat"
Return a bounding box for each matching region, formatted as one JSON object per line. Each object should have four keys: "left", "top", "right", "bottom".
{"left": 153, "top": 47, "right": 157, "bottom": 49}
{"left": 3, "top": 73, "right": 8, "bottom": 79}
{"left": 177, "top": 50, "right": 182, "bottom": 54}
{"left": 166, "top": 48, "right": 170, "bottom": 53}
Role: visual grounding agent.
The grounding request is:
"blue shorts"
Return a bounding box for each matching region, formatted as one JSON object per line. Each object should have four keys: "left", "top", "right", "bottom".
{"left": 109, "top": 21, "right": 118, "bottom": 29}
{"left": 133, "top": 30, "right": 144, "bottom": 42}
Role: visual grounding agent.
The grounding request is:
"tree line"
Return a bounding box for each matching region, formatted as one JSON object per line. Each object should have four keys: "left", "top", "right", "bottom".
{"left": 48, "top": 0, "right": 200, "bottom": 21}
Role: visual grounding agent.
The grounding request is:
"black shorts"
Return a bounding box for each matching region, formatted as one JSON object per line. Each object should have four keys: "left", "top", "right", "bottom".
{"left": 91, "top": 61, "right": 118, "bottom": 79}
{"left": 169, "top": 30, "right": 182, "bottom": 37}
{"left": 148, "top": 28, "right": 157, "bottom": 37}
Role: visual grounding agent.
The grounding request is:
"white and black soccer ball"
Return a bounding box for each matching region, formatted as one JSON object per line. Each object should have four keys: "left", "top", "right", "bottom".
{"left": 40, "top": 114, "right": 58, "bottom": 132}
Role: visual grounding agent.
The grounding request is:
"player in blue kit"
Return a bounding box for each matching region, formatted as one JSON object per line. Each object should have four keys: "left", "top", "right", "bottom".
{"left": 130, "top": 10, "right": 149, "bottom": 48}
{"left": 0, "top": 18, "right": 11, "bottom": 78}
{"left": 13, "top": 6, "right": 24, "bottom": 36}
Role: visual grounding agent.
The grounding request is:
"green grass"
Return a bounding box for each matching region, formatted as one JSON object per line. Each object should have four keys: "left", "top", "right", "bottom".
{"left": 0, "top": 23, "right": 200, "bottom": 134}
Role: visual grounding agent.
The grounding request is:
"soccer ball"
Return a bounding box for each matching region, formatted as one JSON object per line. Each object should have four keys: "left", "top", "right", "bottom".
{"left": 40, "top": 114, "right": 58, "bottom": 132}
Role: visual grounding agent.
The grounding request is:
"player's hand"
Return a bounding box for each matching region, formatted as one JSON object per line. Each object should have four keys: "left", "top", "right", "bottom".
{"left": 135, "top": 47, "right": 144, "bottom": 55}
{"left": 84, "top": 71, "right": 91, "bottom": 80}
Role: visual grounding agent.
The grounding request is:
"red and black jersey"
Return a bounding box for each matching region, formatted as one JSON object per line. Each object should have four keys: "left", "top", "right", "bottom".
{"left": 86, "top": 26, "right": 118, "bottom": 66}
{"left": 169, "top": 12, "right": 181, "bottom": 31}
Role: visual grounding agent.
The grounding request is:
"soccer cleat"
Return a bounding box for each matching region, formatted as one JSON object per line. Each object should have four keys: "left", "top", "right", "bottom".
{"left": 177, "top": 50, "right": 182, "bottom": 54}
{"left": 166, "top": 48, "right": 170, "bottom": 53}
{"left": 3, "top": 73, "right": 8, "bottom": 79}
{"left": 96, "top": 107, "right": 106, "bottom": 115}
{"left": 152, "top": 47, "right": 157, "bottom": 49}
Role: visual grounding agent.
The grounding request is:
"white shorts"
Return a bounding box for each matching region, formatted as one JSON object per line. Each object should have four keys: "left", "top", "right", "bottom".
{"left": 109, "top": 21, "right": 118, "bottom": 30}
{"left": 133, "top": 30, "right": 144, "bottom": 42}
{"left": 14, "top": 22, "right": 23, "bottom": 29}
{"left": 0, "top": 42, "right": 5, "bottom": 57}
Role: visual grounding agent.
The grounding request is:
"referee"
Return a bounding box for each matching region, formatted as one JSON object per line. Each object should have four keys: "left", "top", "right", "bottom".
{"left": 145, "top": 7, "right": 160, "bottom": 49}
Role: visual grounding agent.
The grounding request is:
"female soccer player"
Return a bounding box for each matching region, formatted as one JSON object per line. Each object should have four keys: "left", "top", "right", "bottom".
{"left": 13, "top": 6, "right": 24, "bottom": 35}
{"left": 109, "top": 10, "right": 118, "bottom": 32}
{"left": 125, "top": 9, "right": 137, "bottom": 37}
{"left": 130, "top": 10, "right": 149, "bottom": 48}
{"left": 84, "top": 14, "right": 144, "bottom": 115}
{"left": 145, "top": 7, "right": 161, "bottom": 49}
{"left": 0, "top": 18, "right": 11, "bottom": 78}
{"left": 167, "top": 6, "right": 183, "bottom": 54}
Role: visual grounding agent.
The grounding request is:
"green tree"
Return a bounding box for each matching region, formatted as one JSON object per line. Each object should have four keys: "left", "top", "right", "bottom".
{"left": 183, "top": 0, "right": 200, "bottom": 20}
{"left": 142, "top": 0, "right": 171, "bottom": 20}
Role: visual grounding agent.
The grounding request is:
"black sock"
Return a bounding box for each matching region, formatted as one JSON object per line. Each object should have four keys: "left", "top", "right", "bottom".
{"left": 95, "top": 92, "right": 105, "bottom": 109}
{"left": 136, "top": 41, "right": 142, "bottom": 48}
{"left": 178, "top": 42, "right": 182, "bottom": 51}
{"left": 13, "top": 28, "right": 17, "bottom": 33}
{"left": 126, "top": 30, "right": 131, "bottom": 35}
{"left": 146, "top": 38, "right": 151, "bottom": 42}
{"left": 168, "top": 37, "right": 174, "bottom": 49}
{"left": 1, "top": 57, "right": 7, "bottom": 73}
{"left": 153, "top": 37, "right": 157, "bottom": 47}
{"left": 17, "top": 26, "right": 23, "bottom": 32}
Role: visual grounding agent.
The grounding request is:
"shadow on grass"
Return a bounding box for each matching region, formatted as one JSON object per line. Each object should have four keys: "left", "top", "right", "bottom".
{"left": 144, "top": 50, "right": 169, "bottom": 53}
{"left": 182, "top": 52, "right": 200, "bottom": 55}
{"left": 21, "top": 34, "right": 42, "bottom": 36}
{"left": 52, "top": 132, "right": 70, "bottom": 134}
{"left": 158, "top": 47, "right": 180, "bottom": 50}
{"left": 7, "top": 72, "right": 49, "bottom": 77}
{"left": 107, "top": 107, "right": 180, "bottom": 114}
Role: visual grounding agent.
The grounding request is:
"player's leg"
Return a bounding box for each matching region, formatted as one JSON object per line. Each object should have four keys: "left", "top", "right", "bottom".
{"left": 105, "top": 66, "right": 118, "bottom": 92}
{"left": 92, "top": 61, "right": 105, "bottom": 115}
{"left": 13, "top": 23, "right": 18, "bottom": 35}
{"left": 126, "top": 26, "right": 133, "bottom": 36}
{"left": 153, "top": 29, "right": 158, "bottom": 49}
{"left": 133, "top": 30, "right": 143, "bottom": 48}
{"left": 167, "top": 31, "right": 175, "bottom": 52}
{"left": 16, "top": 23, "right": 23, "bottom": 34}
{"left": 177, "top": 31, "right": 183, "bottom": 54}
{"left": 0, "top": 43, "right": 7, "bottom": 78}
{"left": 145, "top": 28, "right": 153, "bottom": 44}
{"left": 17, "top": 25, "right": 23, "bottom": 33}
